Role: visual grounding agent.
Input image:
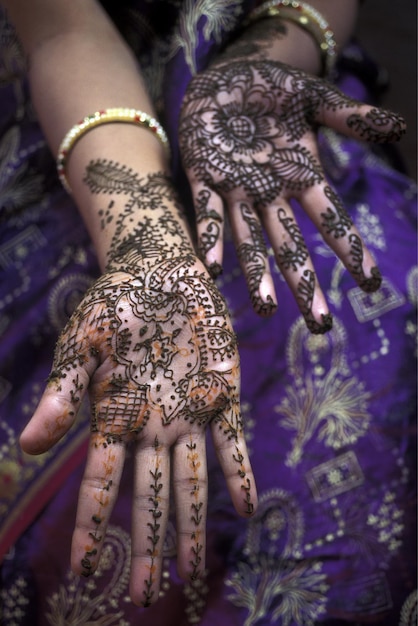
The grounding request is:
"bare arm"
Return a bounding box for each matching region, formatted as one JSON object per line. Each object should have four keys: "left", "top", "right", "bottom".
{"left": 247, "top": 0, "right": 359, "bottom": 74}
{"left": 3, "top": 0, "right": 170, "bottom": 267}
{"left": 4, "top": 0, "right": 257, "bottom": 606}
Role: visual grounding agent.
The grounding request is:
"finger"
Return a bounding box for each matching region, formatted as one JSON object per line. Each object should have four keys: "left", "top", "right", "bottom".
{"left": 313, "top": 83, "right": 406, "bottom": 143}
{"left": 130, "top": 436, "right": 170, "bottom": 607}
{"left": 210, "top": 403, "right": 258, "bottom": 518}
{"left": 262, "top": 200, "right": 332, "bottom": 334}
{"left": 229, "top": 199, "right": 278, "bottom": 316}
{"left": 302, "top": 183, "right": 382, "bottom": 292}
{"left": 20, "top": 310, "right": 100, "bottom": 454}
{"left": 19, "top": 366, "right": 91, "bottom": 455}
{"left": 71, "top": 434, "right": 126, "bottom": 578}
{"left": 172, "top": 433, "right": 208, "bottom": 581}
{"left": 189, "top": 180, "right": 225, "bottom": 279}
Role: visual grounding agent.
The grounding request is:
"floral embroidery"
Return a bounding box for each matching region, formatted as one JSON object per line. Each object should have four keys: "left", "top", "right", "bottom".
{"left": 0, "top": 575, "right": 30, "bottom": 624}
{"left": 171, "top": 0, "right": 244, "bottom": 74}
{"left": 277, "top": 367, "right": 370, "bottom": 468}
{"left": 46, "top": 526, "right": 132, "bottom": 625}
{"left": 226, "top": 555, "right": 328, "bottom": 626}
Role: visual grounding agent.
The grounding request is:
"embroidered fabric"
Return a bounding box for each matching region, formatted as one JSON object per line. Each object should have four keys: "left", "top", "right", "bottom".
{"left": 0, "top": 2, "right": 416, "bottom": 624}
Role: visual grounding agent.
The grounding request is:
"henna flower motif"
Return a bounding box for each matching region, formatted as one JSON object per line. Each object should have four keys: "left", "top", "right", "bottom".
{"left": 200, "top": 75, "right": 283, "bottom": 166}
{"left": 180, "top": 63, "right": 324, "bottom": 207}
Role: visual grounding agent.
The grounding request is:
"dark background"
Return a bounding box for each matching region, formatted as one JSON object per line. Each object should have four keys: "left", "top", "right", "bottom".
{"left": 355, "top": 0, "right": 417, "bottom": 179}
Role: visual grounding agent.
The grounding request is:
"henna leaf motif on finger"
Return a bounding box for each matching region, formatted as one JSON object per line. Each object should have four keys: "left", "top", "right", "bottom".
{"left": 236, "top": 203, "right": 277, "bottom": 316}
{"left": 186, "top": 437, "right": 205, "bottom": 580}
{"left": 143, "top": 437, "right": 164, "bottom": 606}
{"left": 347, "top": 107, "right": 406, "bottom": 143}
{"left": 297, "top": 270, "right": 333, "bottom": 335}
{"left": 320, "top": 185, "right": 353, "bottom": 239}
{"left": 347, "top": 233, "right": 382, "bottom": 292}
{"left": 276, "top": 207, "right": 309, "bottom": 271}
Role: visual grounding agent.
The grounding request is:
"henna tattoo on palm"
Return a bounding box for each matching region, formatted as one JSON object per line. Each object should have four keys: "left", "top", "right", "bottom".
{"left": 180, "top": 61, "right": 327, "bottom": 212}
{"left": 179, "top": 51, "right": 403, "bottom": 324}
{"left": 47, "top": 163, "right": 255, "bottom": 595}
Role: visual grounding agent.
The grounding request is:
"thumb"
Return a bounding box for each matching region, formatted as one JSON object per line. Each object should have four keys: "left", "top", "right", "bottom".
{"left": 314, "top": 82, "right": 406, "bottom": 143}
{"left": 20, "top": 367, "right": 90, "bottom": 455}
{"left": 344, "top": 104, "right": 406, "bottom": 143}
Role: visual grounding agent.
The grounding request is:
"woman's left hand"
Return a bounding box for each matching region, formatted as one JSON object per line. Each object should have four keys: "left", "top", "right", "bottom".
{"left": 179, "top": 58, "right": 406, "bottom": 333}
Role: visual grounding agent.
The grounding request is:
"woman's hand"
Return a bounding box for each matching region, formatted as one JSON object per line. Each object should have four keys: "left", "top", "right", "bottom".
{"left": 20, "top": 167, "right": 257, "bottom": 607}
{"left": 179, "top": 58, "right": 405, "bottom": 332}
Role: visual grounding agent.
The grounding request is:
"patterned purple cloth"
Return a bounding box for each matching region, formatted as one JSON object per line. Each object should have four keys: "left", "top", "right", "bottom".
{"left": 0, "top": 2, "right": 416, "bottom": 624}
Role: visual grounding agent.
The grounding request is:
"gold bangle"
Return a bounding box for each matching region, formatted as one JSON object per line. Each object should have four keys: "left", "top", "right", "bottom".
{"left": 56, "top": 108, "right": 170, "bottom": 194}
{"left": 246, "top": 0, "right": 337, "bottom": 77}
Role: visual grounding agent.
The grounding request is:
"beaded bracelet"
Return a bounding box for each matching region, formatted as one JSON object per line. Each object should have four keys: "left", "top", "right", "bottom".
{"left": 56, "top": 108, "right": 170, "bottom": 193}
{"left": 246, "top": 0, "right": 337, "bottom": 77}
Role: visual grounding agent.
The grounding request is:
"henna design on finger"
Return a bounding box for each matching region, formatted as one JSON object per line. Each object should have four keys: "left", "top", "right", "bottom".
{"left": 199, "top": 221, "right": 221, "bottom": 261}
{"left": 297, "top": 269, "right": 333, "bottom": 334}
{"left": 346, "top": 107, "right": 406, "bottom": 143}
{"left": 195, "top": 189, "right": 223, "bottom": 270}
{"left": 233, "top": 445, "right": 255, "bottom": 516}
{"left": 143, "top": 436, "right": 164, "bottom": 607}
{"left": 236, "top": 203, "right": 277, "bottom": 315}
{"left": 207, "top": 261, "right": 223, "bottom": 279}
{"left": 79, "top": 451, "right": 115, "bottom": 577}
{"left": 320, "top": 185, "right": 353, "bottom": 238}
{"left": 49, "top": 163, "right": 249, "bottom": 588}
{"left": 186, "top": 437, "right": 204, "bottom": 580}
{"left": 347, "top": 233, "right": 382, "bottom": 292}
{"left": 276, "top": 207, "right": 309, "bottom": 271}
{"left": 80, "top": 548, "right": 98, "bottom": 577}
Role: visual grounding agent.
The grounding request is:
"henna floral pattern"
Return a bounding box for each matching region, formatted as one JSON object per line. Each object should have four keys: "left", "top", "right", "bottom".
{"left": 180, "top": 61, "right": 326, "bottom": 210}
{"left": 179, "top": 29, "right": 404, "bottom": 328}
{"left": 44, "top": 164, "right": 255, "bottom": 606}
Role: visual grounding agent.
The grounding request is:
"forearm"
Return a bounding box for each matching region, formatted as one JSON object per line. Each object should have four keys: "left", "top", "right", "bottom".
{"left": 219, "top": 0, "right": 360, "bottom": 74}
{"left": 2, "top": 0, "right": 189, "bottom": 269}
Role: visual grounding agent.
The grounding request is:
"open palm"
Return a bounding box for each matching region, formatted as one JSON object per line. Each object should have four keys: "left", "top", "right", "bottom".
{"left": 20, "top": 169, "right": 256, "bottom": 607}
{"left": 179, "top": 59, "right": 405, "bottom": 332}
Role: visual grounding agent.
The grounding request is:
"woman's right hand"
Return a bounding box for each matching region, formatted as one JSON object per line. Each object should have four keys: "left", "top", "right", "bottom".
{"left": 20, "top": 165, "right": 257, "bottom": 607}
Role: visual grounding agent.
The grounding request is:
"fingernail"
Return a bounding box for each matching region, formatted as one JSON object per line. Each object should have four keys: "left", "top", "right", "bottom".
{"left": 252, "top": 294, "right": 278, "bottom": 316}
{"left": 208, "top": 261, "right": 223, "bottom": 279}
{"left": 305, "top": 312, "right": 333, "bottom": 334}
{"left": 359, "top": 266, "right": 382, "bottom": 293}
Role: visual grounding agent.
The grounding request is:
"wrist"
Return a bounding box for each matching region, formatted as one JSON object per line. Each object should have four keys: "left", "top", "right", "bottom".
{"left": 253, "top": 17, "right": 323, "bottom": 73}
{"left": 215, "top": 16, "right": 322, "bottom": 75}
{"left": 78, "top": 163, "right": 195, "bottom": 272}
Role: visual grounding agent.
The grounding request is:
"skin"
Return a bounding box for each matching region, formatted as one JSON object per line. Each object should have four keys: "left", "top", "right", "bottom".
{"left": 21, "top": 166, "right": 256, "bottom": 605}
{"left": 179, "top": 18, "right": 405, "bottom": 331}
{"left": 3, "top": 0, "right": 405, "bottom": 607}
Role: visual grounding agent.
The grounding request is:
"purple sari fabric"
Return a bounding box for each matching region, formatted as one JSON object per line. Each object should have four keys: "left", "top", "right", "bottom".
{"left": 0, "top": 2, "right": 416, "bottom": 624}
